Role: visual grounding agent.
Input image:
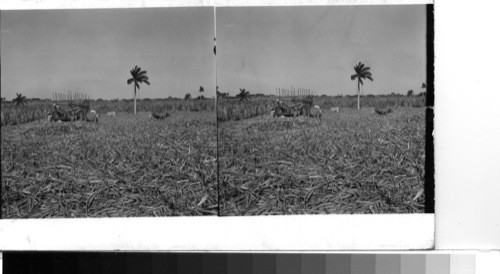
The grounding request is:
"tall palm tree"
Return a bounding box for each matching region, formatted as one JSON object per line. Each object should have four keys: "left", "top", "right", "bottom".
{"left": 13, "top": 93, "right": 27, "bottom": 107}
{"left": 127, "top": 65, "right": 150, "bottom": 115}
{"left": 236, "top": 88, "right": 250, "bottom": 102}
{"left": 350, "top": 62, "right": 373, "bottom": 110}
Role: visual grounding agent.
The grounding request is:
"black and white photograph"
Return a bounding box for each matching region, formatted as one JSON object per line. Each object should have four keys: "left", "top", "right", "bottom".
{"left": 217, "top": 5, "right": 432, "bottom": 216}
{"left": 2, "top": 0, "right": 500, "bottom": 258}
{"left": 0, "top": 7, "right": 217, "bottom": 218}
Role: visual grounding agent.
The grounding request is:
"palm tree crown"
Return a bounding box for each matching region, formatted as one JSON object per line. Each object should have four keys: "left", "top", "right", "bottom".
{"left": 13, "top": 93, "right": 27, "bottom": 106}
{"left": 350, "top": 62, "right": 373, "bottom": 110}
{"left": 420, "top": 82, "right": 427, "bottom": 97}
{"left": 127, "top": 65, "right": 150, "bottom": 115}
{"left": 236, "top": 88, "right": 250, "bottom": 102}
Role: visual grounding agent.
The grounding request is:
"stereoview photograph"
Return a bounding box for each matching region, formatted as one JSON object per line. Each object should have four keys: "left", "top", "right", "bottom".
{"left": 217, "top": 5, "right": 431, "bottom": 215}
{"left": 1, "top": 4, "right": 433, "bottom": 219}
{"left": 1, "top": 8, "right": 217, "bottom": 217}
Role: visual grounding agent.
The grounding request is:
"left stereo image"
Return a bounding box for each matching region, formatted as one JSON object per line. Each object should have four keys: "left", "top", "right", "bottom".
{"left": 0, "top": 8, "right": 217, "bottom": 218}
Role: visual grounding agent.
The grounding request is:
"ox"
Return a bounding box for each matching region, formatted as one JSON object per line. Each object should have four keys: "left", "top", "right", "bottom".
{"left": 373, "top": 107, "right": 393, "bottom": 115}
{"left": 309, "top": 108, "right": 323, "bottom": 119}
{"left": 150, "top": 111, "right": 170, "bottom": 120}
{"left": 85, "top": 112, "right": 100, "bottom": 124}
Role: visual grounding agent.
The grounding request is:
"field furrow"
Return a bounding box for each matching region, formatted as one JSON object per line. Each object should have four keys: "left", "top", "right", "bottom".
{"left": 218, "top": 107, "right": 426, "bottom": 215}
{"left": 1, "top": 111, "right": 217, "bottom": 218}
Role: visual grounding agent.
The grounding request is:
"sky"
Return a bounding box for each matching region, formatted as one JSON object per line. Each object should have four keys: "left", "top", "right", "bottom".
{"left": 1, "top": 6, "right": 426, "bottom": 100}
{"left": 217, "top": 5, "right": 427, "bottom": 96}
{"left": 1, "top": 8, "right": 215, "bottom": 100}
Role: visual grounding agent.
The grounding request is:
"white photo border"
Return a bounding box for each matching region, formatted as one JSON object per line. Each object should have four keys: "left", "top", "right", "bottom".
{"left": 0, "top": 214, "right": 434, "bottom": 251}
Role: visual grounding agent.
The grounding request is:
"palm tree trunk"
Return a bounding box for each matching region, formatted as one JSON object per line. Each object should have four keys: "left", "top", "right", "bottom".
{"left": 357, "top": 80, "right": 360, "bottom": 110}
{"left": 134, "top": 84, "right": 137, "bottom": 115}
